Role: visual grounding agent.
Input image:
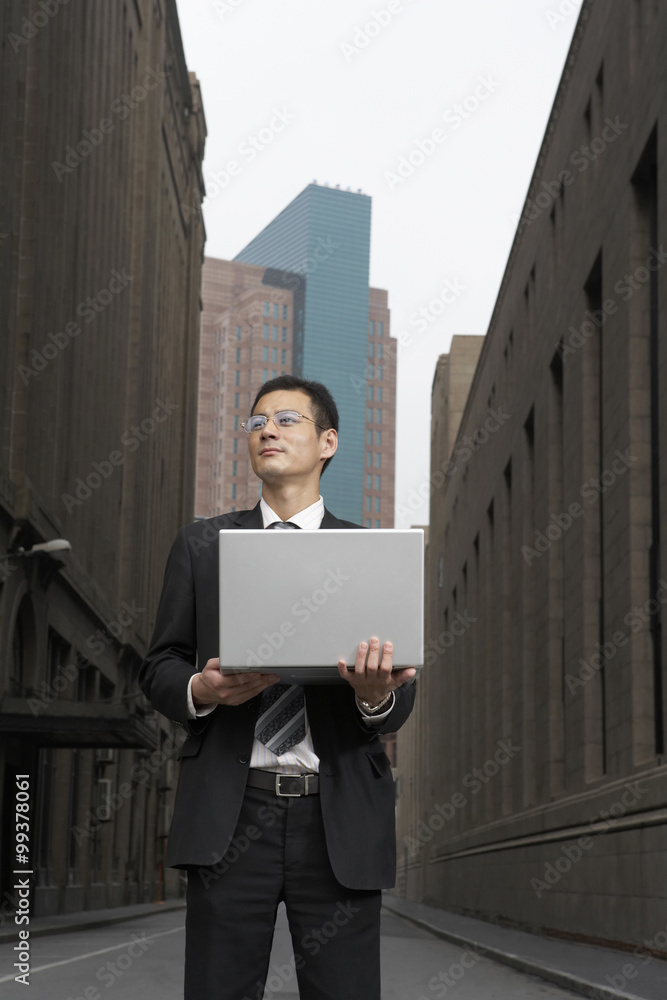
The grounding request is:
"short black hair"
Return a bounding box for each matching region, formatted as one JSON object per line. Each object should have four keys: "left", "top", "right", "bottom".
{"left": 250, "top": 374, "right": 339, "bottom": 476}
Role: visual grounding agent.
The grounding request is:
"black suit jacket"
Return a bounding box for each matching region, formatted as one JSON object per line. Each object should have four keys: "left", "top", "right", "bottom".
{"left": 138, "top": 503, "right": 417, "bottom": 888}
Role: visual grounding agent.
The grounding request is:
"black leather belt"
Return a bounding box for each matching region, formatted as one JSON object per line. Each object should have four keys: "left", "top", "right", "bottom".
{"left": 246, "top": 769, "right": 319, "bottom": 797}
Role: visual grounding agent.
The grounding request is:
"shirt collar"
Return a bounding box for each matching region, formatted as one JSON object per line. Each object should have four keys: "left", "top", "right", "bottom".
{"left": 260, "top": 495, "right": 324, "bottom": 530}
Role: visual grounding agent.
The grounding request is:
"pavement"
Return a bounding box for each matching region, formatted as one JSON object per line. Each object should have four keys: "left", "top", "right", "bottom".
{"left": 382, "top": 894, "right": 667, "bottom": 1000}
{"left": 2, "top": 893, "right": 665, "bottom": 999}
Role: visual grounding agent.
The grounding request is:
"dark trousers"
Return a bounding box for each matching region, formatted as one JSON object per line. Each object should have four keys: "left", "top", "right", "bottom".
{"left": 184, "top": 784, "right": 382, "bottom": 1000}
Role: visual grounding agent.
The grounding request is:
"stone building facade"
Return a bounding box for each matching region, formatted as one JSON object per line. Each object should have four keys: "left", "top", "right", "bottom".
{"left": 0, "top": 0, "right": 206, "bottom": 916}
{"left": 395, "top": 0, "right": 667, "bottom": 949}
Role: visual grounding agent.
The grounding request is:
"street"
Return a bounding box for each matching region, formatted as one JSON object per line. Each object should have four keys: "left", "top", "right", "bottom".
{"left": 0, "top": 904, "right": 583, "bottom": 999}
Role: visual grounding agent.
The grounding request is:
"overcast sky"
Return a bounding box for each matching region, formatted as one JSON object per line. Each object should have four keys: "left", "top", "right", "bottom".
{"left": 174, "top": 0, "right": 580, "bottom": 527}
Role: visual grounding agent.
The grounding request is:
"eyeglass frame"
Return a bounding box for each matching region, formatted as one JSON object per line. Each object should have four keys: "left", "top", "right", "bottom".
{"left": 240, "top": 410, "right": 324, "bottom": 434}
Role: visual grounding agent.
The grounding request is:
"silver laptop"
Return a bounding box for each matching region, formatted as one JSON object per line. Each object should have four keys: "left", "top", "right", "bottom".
{"left": 219, "top": 528, "right": 424, "bottom": 683}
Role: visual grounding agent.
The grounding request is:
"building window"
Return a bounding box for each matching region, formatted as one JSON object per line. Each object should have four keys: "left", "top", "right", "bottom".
{"left": 233, "top": 437, "right": 238, "bottom": 454}
{"left": 232, "top": 460, "right": 237, "bottom": 477}
{"left": 263, "top": 324, "right": 268, "bottom": 339}
{"left": 375, "top": 453, "right": 381, "bottom": 468}
{"left": 263, "top": 346, "right": 268, "bottom": 361}
{"left": 235, "top": 370, "right": 240, "bottom": 386}
{"left": 234, "top": 392, "right": 239, "bottom": 408}
{"left": 366, "top": 496, "right": 371, "bottom": 511}
{"left": 367, "top": 452, "right": 372, "bottom": 466}
{"left": 236, "top": 325, "right": 242, "bottom": 340}
{"left": 376, "top": 409, "right": 381, "bottom": 423}
{"left": 273, "top": 326, "right": 278, "bottom": 340}
{"left": 376, "top": 431, "right": 381, "bottom": 446}
{"left": 234, "top": 416, "right": 239, "bottom": 430}
{"left": 236, "top": 348, "right": 241, "bottom": 363}
{"left": 366, "top": 518, "right": 372, "bottom": 527}
{"left": 282, "top": 327, "right": 287, "bottom": 341}
{"left": 377, "top": 343, "right": 383, "bottom": 358}
{"left": 367, "top": 430, "right": 372, "bottom": 445}
{"left": 262, "top": 369, "right": 268, "bottom": 381}
{"left": 264, "top": 302, "right": 269, "bottom": 316}
{"left": 368, "top": 386, "right": 373, "bottom": 401}
{"left": 369, "top": 342, "right": 375, "bottom": 357}
{"left": 377, "top": 367, "right": 383, "bottom": 380}
{"left": 375, "top": 519, "right": 380, "bottom": 528}
{"left": 367, "top": 408, "right": 373, "bottom": 423}
{"left": 282, "top": 304, "right": 287, "bottom": 319}
{"left": 272, "top": 348, "right": 277, "bottom": 363}
{"left": 366, "top": 474, "right": 372, "bottom": 489}
{"left": 377, "top": 387, "right": 382, "bottom": 402}
{"left": 273, "top": 303, "right": 278, "bottom": 318}
{"left": 281, "top": 350, "right": 286, "bottom": 364}
{"left": 378, "top": 321, "right": 383, "bottom": 337}
{"left": 370, "top": 320, "right": 375, "bottom": 336}
{"left": 375, "top": 497, "right": 381, "bottom": 513}
{"left": 272, "top": 370, "right": 276, "bottom": 378}
{"left": 375, "top": 475, "right": 380, "bottom": 490}
{"left": 232, "top": 483, "right": 237, "bottom": 499}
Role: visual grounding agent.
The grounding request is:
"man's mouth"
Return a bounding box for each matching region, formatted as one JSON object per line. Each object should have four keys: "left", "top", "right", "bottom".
{"left": 260, "top": 448, "right": 282, "bottom": 456}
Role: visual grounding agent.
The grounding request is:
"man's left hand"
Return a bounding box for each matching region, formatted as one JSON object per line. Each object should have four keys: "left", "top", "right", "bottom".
{"left": 337, "top": 636, "right": 416, "bottom": 708}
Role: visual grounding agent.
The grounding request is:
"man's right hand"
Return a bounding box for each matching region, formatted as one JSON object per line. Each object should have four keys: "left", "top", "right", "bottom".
{"left": 191, "top": 658, "right": 280, "bottom": 708}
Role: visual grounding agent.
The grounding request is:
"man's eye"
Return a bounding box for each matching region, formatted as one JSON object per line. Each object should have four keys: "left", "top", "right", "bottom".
{"left": 250, "top": 418, "right": 265, "bottom": 431}
{"left": 278, "top": 414, "right": 298, "bottom": 425}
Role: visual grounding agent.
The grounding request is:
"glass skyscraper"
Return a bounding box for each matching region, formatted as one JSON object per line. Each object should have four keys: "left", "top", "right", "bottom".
{"left": 234, "top": 183, "right": 371, "bottom": 522}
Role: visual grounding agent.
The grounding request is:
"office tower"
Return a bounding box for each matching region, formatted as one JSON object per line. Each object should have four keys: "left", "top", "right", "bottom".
{"left": 232, "top": 183, "right": 395, "bottom": 524}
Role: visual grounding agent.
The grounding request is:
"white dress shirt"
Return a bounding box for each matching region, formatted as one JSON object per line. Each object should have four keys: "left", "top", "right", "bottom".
{"left": 186, "top": 495, "right": 395, "bottom": 773}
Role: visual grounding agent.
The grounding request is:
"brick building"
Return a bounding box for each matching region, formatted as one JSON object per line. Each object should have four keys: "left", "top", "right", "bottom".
{"left": 395, "top": 0, "right": 667, "bottom": 949}
{"left": 0, "top": 0, "right": 205, "bottom": 916}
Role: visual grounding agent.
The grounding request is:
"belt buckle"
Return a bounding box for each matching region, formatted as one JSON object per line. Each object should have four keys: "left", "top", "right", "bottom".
{"left": 275, "top": 773, "right": 302, "bottom": 797}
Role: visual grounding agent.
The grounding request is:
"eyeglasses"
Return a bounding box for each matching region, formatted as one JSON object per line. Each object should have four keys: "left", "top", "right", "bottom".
{"left": 241, "top": 410, "right": 320, "bottom": 434}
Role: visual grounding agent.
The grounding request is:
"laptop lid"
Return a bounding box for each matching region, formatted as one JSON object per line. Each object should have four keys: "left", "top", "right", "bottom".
{"left": 219, "top": 528, "right": 424, "bottom": 683}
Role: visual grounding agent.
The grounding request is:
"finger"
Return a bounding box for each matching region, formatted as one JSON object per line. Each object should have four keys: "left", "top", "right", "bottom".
{"left": 365, "top": 637, "right": 381, "bottom": 675}
{"left": 390, "top": 667, "right": 417, "bottom": 687}
{"left": 379, "top": 641, "right": 393, "bottom": 676}
{"left": 354, "top": 641, "right": 369, "bottom": 674}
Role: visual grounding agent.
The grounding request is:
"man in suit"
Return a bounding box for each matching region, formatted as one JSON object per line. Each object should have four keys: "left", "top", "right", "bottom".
{"left": 139, "top": 375, "right": 417, "bottom": 1000}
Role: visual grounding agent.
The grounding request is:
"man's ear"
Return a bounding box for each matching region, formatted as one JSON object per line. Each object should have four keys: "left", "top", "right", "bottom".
{"left": 320, "top": 428, "right": 338, "bottom": 461}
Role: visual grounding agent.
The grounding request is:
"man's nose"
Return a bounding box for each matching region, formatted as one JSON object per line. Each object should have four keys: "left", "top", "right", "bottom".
{"left": 259, "top": 417, "right": 279, "bottom": 437}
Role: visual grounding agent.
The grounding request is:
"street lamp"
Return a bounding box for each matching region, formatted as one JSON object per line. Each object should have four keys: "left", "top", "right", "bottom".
{"left": 0, "top": 539, "right": 72, "bottom": 560}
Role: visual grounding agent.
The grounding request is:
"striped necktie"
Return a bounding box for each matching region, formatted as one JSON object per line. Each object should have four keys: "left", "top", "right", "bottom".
{"left": 254, "top": 520, "right": 305, "bottom": 755}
